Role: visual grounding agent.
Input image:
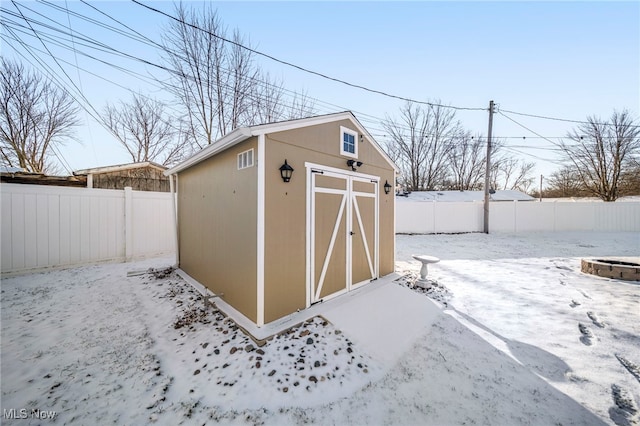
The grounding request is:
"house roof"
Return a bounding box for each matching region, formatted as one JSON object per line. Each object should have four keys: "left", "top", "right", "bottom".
{"left": 0, "top": 166, "right": 24, "bottom": 173}
{"left": 1, "top": 171, "right": 87, "bottom": 187}
{"left": 165, "top": 111, "right": 398, "bottom": 175}
{"left": 396, "top": 190, "right": 535, "bottom": 202}
{"left": 74, "top": 161, "right": 167, "bottom": 175}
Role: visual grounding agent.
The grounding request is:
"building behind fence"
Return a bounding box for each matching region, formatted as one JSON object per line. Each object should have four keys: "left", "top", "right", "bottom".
{"left": 1, "top": 183, "right": 175, "bottom": 274}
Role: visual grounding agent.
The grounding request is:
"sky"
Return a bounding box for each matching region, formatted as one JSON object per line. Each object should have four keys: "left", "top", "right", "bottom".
{"left": 1, "top": 1, "right": 639, "bottom": 183}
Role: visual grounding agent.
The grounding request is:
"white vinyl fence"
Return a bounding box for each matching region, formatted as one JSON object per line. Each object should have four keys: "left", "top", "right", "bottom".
{"left": 1, "top": 183, "right": 175, "bottom": 274}
{"left": 3, "top": 184, "right": 637, "bottom": 273}
{"left": 397, "top": 200, "right": 640, "bottom": 234}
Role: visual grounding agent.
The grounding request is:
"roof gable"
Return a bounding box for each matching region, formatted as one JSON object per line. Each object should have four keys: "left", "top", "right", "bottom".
{"left": 166, "top": 112, "right": 398, "bottom": 175}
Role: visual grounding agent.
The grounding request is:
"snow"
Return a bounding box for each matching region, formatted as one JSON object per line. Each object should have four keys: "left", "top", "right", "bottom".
{"left": 2, "top": 231, "right": 639, "bottom": 425}
{"left": 322, "top": 281, "right": 440, "bottom": 365}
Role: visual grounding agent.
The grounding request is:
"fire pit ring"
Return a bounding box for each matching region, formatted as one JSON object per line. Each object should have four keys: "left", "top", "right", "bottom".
{"left": 581, "top": 258, "right": 640, "bottom": 281}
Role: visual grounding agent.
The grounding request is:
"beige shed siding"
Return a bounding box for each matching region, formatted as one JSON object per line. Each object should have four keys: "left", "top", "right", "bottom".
{"left": 177, "top": 138, "right": 258, "bottom": 322}
{"left": 262, "top": 137, "right": 307, "bottom": 323}
{"left": 378, "top": 169, "right": 395, "bottom": 276}
{"left": 263, "top": 120, "right": 395, "bottom": 323}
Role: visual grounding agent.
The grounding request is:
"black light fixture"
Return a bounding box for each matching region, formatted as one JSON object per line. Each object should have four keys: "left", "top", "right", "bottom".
{"left": 384, "top": 180, "right": 392, "bottom": 195}
{"left": 346, "top": 159, "right": 363, "bottom": 171}
{"left": 279, "top": 159, "right": 294, "bottom": 182}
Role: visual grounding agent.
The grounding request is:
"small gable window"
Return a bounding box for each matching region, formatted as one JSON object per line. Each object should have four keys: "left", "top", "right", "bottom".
{"left": 340, "top": 126, "right": 358, "bottom": 158}
{"left": 237, "top": 149, "right": 254, "bottom": 170}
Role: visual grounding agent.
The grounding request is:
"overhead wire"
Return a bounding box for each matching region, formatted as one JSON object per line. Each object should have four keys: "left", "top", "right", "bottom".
{"left": 130, "top": 1, "right": 640, "bottom": 130}
{"left": 9, "top": 0, "right": 638, "bottom": 136}
{"left": 0, "top": 48, "right": 75, "bottom": 174}
{"left": 10, "top": 1, "right": 105, "bottom": 125}
{"left": 2, "top": 2, "right": 535, "bottom": 144}
{"left": 4, "top": 2, "right": 402, "bottom": 143}
{"left": 500, "top": 107, "right": 640, "bottom": 129}
{"left": 131, "top": 0, "right": 488, "bottom": 113}
{"left": 4, "top": 0, "right": 628, "bottom": 170}
{"left": 3, "top": 5, "right": 320, "bottom": 116}
{"left": 498, "top": 110, "right": 563, "bottom": 146}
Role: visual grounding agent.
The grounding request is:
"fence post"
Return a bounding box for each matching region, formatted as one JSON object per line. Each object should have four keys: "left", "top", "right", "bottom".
{"left": 124, "top": 186, "right": 133, "bottom": 261}
{"left": 432, "top": 200, "right": 436, "bottom": 233}
{"left": 169, "top": 174, "right": 179, "bottom": 266}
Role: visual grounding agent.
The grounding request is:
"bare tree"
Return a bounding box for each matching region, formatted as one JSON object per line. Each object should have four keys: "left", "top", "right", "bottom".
{"left": 287, "top": 90, "right": 316, "bottom": 120}
{"left": 447, "top": 132, "right": 486, "bottom": 190}
{"left": 161, "top": 3, "right": 254, "bottom": 147}
{"left": 383, "top": 101, "right": 459, "bottom": 191}
{"left": 491, "top": 156, "right": 535, "bottom": 192}
{"left": 558, "top": 110, "right": 640, "bottom": 201}
{"left": 161, "top": 3, "right": 317, "bottom": 147}
{"left": 103, "top": 93, "right": 184, "bottom": 166}
{"left": 445, "top": 133, "right": 534, "bottom": 192}
{"left": 0, "top": 58, "right": 79, "bottom": 173}
{"left": 248, "top": 72, "right": 285, "bottom": 124}
{"left": 545, "top": 166, "right": 590, "bottom": 198}
{"left": 618, "top": 163, "right": 640, "bottom": 196}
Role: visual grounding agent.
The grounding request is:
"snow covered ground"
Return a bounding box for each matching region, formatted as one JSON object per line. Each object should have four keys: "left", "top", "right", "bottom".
{"left": 1, "top": 231, "right": 639, "bottom": 425}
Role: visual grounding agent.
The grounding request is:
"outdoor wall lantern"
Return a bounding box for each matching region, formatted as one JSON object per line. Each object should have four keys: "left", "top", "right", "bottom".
{"left": 279, "top": 159, "right": 294, "bottom": 182}
{"left": 384, "top": 180, "right": 392, "bottom": 194}
{"left": 347, "top": 159, "right": 363, "bottom": 171}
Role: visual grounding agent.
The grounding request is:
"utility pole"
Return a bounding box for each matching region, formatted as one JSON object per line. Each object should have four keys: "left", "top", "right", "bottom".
{"left": 483, "top": 100, "right": 495, "bottom": 234}
{"left": 539, "top": 174, "right": 543, "bottom": 202}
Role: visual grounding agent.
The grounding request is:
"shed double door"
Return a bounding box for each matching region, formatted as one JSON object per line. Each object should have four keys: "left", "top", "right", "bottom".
{"left": 308, "top": 168, "right": 378, "bottom": 305}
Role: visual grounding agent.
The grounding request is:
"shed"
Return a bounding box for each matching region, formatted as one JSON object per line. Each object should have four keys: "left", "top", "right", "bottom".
{"left": 74, "top": 162, "right": 169, "bottom": 192}
{"left": 165, "top": 112, "right": 398, "bottom": 327}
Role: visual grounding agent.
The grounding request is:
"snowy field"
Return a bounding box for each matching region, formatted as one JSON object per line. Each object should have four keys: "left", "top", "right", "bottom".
{"left": 1, "top": 231, "right": 639, "bottom": 425}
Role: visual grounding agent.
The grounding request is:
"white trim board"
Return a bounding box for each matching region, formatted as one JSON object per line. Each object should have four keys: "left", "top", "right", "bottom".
{"left": 306, "top": 164, "right": 380, "bottom": 307}
{"left": 304, "top": 162, "right": 380, "bottom": 182}
{"left": 256, "top": 134, "right": 266, "bottom": 326}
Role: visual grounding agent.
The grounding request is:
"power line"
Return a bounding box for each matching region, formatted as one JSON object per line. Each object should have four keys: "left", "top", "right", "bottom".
{"left": 11, "top": 1, "right": 104, "bottom": 122}
{"left": 5, "top": 3, "right": 402, "bottom": 143}
{"left": 6, "top": 0, "right": 624, "bottom": 172}
{"left": 10, "top": 1, "right": 600, "bottom": 146}
{"left": 131, "top": 0, "right": 487, "bottom": 113}
{"left": 498, "top": 111, "right": 562, "bottom": 147}
{"left": 502, "top": 146, "right": 565, "bottom": 165}
{"left": 499, "top": 107, "right": 640, "bottom": 129}
{"left": 3, "top": 4, "right": 321, "bottom": 117}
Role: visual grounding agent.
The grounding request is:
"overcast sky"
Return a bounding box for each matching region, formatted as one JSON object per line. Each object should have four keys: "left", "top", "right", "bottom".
{"left": 2, "top": 1, "right": 638, "bottom": 180}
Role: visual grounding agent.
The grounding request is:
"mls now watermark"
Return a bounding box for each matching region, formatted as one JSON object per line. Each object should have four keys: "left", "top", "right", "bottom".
{"left": 3, "top": 408, "right": 57, "bottom": 420}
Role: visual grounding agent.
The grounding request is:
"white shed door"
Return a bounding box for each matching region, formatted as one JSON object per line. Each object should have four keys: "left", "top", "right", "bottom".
{"left": 308, "top": 168, "right": 378, "bottom": 305}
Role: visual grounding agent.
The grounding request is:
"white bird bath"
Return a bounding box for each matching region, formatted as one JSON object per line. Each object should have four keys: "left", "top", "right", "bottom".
{"left": 412, "top": 254, "right": 440, "bottom": 289}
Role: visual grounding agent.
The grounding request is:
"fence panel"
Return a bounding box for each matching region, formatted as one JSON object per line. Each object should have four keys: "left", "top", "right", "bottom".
{"left": 434, "top": 202, "right": 483, "bottom": 233}
{"left": 593, "top": 202, "right": 639, "bottom": 231}
{"left": 396, "top": 201, "right": 435, "bottom": 234}
{"left": 1, "top": 184, "right": 175, "bottom": 273}
{"left": 397, "top": 200, "right": 640, "bottom": 234}
{"left": 396, "top": 201, "right": 485, "bottom": 233}
{"left": 131, "top": 191, "right": 175, "bottom": 257}
{"left": 490, "top": 202, "right": 516, "bottom": 233}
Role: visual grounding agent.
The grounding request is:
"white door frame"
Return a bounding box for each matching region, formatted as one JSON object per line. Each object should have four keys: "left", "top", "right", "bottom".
{"left": 305, "top": 162, "right": 379, "bottom": 307}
